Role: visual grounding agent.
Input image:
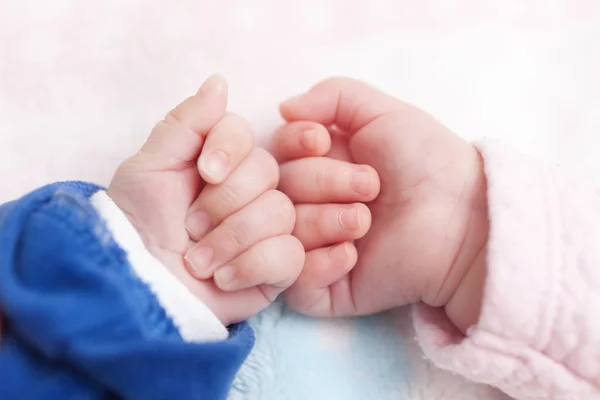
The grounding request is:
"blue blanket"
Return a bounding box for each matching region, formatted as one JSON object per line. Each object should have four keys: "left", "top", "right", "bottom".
{"left": 231, "top": 302, "right": 414, "bottom": 400}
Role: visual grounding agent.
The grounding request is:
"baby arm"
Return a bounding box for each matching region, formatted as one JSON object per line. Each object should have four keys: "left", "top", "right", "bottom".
{"left": 415, "top": 143, "right": 600, "bottom": 399}
{"left": 0, "top": 182, "right": 252, "bottom": 400}
{"left": 0, "top": 75, "right": 303, "bottom": 400}
{"left": 273, "top": 77, "right": 600, "bottom": 399}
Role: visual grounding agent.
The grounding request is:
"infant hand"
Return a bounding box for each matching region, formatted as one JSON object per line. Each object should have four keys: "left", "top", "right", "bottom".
{"left": 182, "top": 144, "right": 304, "bottom": 324}
{"left": 108, "top": 75, "right": 304, "bottom": 325}
{"left": 270, "top": 122, "right": 380, "bottom": 315}
{"left": 273, "top": 78, "right": 488, "bottom": 324}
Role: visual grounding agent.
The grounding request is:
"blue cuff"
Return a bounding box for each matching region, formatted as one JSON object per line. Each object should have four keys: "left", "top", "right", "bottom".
{"left": 0, "top": 182, "right": 254, "bottom": 400}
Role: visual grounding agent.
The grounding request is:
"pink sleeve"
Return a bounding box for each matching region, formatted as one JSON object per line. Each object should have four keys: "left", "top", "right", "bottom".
{"left": 413, "top": 142, "right": 600, "bottom": 400}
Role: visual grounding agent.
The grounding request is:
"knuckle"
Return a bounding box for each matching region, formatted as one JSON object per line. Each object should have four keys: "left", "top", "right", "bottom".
{"left": 253, "top": 245, "right": 274, "bottom": 272}
{"left": 164, "top": 97, "right": 194, "bottom": 128}
{"left": 287, "top": 236, "right": 306, "bottom": 273}
{"left": 264, "top": 190, "right": 296, "bottom": 232}
{"left": 253, "top": 148, "right": 280, "bottom": 187}
{"left": 216, "top": 181, "right": 242, "bottom": 210}
{"left": 272, "top": 236, "right": 305, "bottom": 286}
{"left": 223, "top": 112, "right": 255, "bottom": 148}
{"left": 314, "top": 169, "right": 332, "bottom": 195}
{"left": 225, "top": 111, "right": 252, "bottom": 130}
{"left": 221, "top": 220, "right": 249, "bottom": 252}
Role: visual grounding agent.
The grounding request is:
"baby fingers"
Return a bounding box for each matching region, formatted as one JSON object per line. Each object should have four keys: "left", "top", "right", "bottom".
{"left": 186, "top": 148, "right": 279, "bottom": 240}
{"left": 279, "top": 157, "right": 380, "bottom": 204}
{"left": 139, "top": 74, "right": 228, "bottom": 170}
{"left": 184, "top": 189, "right": 295, "bottom": 280}
{"left": 270, "top": 121, "right": 331, "bottom": 162}
{"left": 293, "top": 203, "right": 371, "bottom": 250}
{"left": 213, "top": 235, "right": 305, "bottom": 295}
{"left": 198, "top": 112, "right": 255, "bottom": 184}
{"left": 284, "top": 242, "right": 358, "bottom": 317}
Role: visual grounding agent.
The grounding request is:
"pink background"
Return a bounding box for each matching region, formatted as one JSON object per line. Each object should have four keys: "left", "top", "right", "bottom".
{"left": 2, "top": 1, "right": 600, "bottom": 203}
{"left": 1, "top": 1, "right": 599, "bottom": 397}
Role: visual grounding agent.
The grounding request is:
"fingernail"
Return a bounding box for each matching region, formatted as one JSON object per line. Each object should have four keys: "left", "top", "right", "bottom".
{"left": 200, "top": 150, "right": 229, "bottom": 182}
{"left": 185, "top": 211, "right": 211, "bottom": 238}
{"left": 338, "top": 207, "right": 361, "bottom": 230}
{"left": 300, "top": 129, "right": 318, "bottom": 150}
{"left": 351, "top": 171, "right": 373, "bottom": 196}
{"left": 214, "top": 265, "right": 236, "bottom": 288}
{"left": 198, "top": 74, "right": 226, "bottom": 96}
{"left": 185, "top": 246, "right": 214, "bottom": 276}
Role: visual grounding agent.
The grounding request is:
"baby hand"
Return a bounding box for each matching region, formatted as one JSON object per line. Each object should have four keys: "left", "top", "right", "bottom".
{"left": 270, "top": 122, "right": 381, "bottom": 316}
{"left": 108, "top": 75, "right": 304, "bottom": 326}
{"left": 272, "top": 78, "right": 488, "bottom": 332}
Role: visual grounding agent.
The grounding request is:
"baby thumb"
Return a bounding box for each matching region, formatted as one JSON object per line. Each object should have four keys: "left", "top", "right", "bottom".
{"left": 279, "top": 77, "right": 404, "bottom": 135}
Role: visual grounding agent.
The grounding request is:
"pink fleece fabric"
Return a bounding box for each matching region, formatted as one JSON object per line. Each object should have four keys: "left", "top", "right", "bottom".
{"left": 414, "top": 142, "right": 600, "bottom": 399}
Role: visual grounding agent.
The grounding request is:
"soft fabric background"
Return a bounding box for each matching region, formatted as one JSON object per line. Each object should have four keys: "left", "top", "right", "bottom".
{"left": 1, "top": 1, "right": 599, "bottom": 399}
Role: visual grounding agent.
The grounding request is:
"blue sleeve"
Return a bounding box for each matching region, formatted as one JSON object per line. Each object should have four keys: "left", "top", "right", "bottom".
{"left": 0, "top": 182, "right": 254, "bottom": 400}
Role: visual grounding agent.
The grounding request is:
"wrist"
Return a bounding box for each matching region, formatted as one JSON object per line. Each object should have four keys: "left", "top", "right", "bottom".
{"left": 444, "top": 150, "right": 489, "bottom": 334}
{"left": 91, "top": 191, "right": 229, "bottom": 341}
{"left": 445, "top": 245, "right": 487, "bottom": 334}
{"left": 423, "top": 146, "right": 489, "bottom": 334}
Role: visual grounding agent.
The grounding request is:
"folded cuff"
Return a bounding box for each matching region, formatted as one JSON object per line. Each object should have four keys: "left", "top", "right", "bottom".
{"left": 414, "top": 141, "right": 576, "bottom": 395}
{"left": 90, "top": 191, "right": 228, "bottom": 343}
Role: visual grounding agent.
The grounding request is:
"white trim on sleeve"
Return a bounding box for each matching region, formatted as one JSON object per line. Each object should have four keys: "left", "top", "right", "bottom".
{"left": 90, "top": 191, "right": 228, "bottom": 343}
